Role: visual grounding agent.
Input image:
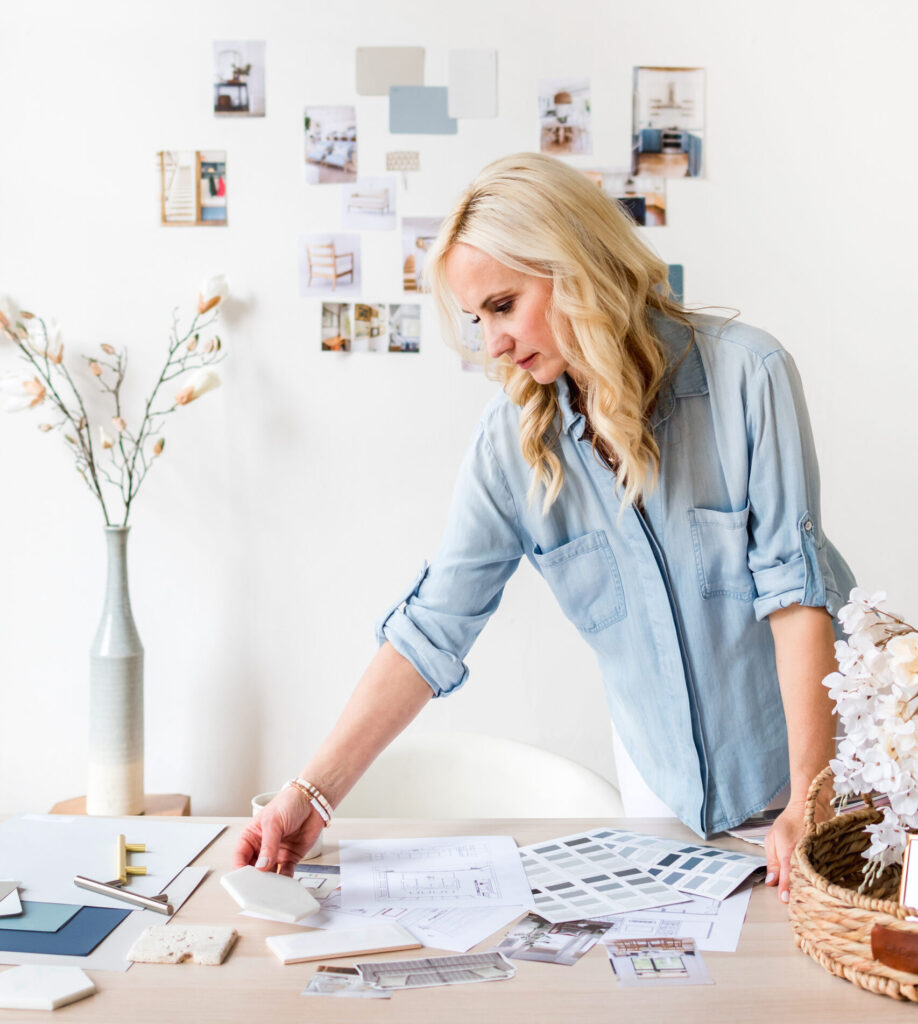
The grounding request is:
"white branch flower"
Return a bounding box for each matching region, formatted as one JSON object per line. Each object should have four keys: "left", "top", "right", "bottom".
{"left": 175, "top": 369, "right": 220, "bottom": 406}
{"left": 0, "top": 374, "right": 46, "bottom": 411}
{"left": 197, "top": 274, "right": 229, "bottom": 315}
{"left": 27, "top": 317, "right": 64, "bottom": 364}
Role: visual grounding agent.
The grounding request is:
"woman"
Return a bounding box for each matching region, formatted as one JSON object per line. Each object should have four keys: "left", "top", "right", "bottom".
{"left": 234, "top": 153, "right": 853, "bottom": 902}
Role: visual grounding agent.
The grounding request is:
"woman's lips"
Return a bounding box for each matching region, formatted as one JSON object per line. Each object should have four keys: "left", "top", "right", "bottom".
{"left": 517, "top": 354, "right": 536, "bottom": 369}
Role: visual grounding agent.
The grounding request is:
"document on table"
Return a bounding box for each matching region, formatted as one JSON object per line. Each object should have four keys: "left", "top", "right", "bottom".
{"left": 338, "top": 836, "right": 534, "bottom": 911}
{"left": 597, "top": 885, "right": 753, "bottom": 952}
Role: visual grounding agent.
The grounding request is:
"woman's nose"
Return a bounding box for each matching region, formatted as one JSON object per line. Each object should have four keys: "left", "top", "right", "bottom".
{"left": 485, "top": 324, "right": 513, "bottom": 360}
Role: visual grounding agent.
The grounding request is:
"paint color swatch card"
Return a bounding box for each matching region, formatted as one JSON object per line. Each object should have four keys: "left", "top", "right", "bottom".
{"left": 517, "top": 835, "right": 689, "bottom": 924}
{"left": 583, "top": 829, "right": 766, "bottom": 899}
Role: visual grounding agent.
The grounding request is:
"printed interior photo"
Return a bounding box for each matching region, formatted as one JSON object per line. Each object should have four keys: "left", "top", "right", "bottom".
{"left": 321, "top": 303, "right": 352, "bottom": 351}
{"left": 298, "top": 234, "right": 361, "bottom": 296}
{"left": 497, "top": 913, "right": 610, "bottom": 966}
{"left": 632, "top": 67, "right": 705, "bottom": 178}
{"left": 460, "top": 316, "right": 484, "bottom": 372}
{"left": 538, "top": 77, "right": 592, "bottom": 156}
{"left": 342, "top": 176, "right": 397, "bottom": 231}
{"left": 388, "top": 304, "right": 420, "bottom": 353}
{"left": 353, "top": 303, "right": 388, "bottom": 352}
{"left": 157, "top": 150, "right": 226, "bottom": 226}
{"left": 582, "top": 169, "right": 666, "bottom": 226}
{"left": 305, "top": 106, "right": 357, "bottom": 184}
{"left": 401, "top": 217, "right": 442, "bottom": 293}
{"left": 213, "top": 41, "right": 265, "bottom": 116}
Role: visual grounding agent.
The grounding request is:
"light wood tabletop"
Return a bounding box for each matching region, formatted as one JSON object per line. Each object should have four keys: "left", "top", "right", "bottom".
{"left": 1, "top": 816, "right": 914, "bottom": 1022}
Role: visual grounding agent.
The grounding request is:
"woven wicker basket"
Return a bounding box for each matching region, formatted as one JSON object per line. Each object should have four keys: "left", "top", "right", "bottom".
{"left": 789, "top": 765, "right": 918, "bottom": 1000}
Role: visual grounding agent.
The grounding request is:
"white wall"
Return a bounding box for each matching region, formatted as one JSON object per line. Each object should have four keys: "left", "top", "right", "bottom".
{"left": 1, "top": 0, "right": 915, "bottom": 815}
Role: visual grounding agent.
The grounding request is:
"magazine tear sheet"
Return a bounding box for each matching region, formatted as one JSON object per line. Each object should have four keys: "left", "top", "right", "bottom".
{"left": 338, "top": 836, "right": 534, "bottom": 911}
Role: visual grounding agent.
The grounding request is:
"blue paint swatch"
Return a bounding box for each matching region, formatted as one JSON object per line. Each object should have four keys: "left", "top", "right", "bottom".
{"left": 0, "top": 901, "right": 81, "bottom": 933}
{"left": 390, "top": 87, "right": 457, "bottom": 135}
{"left": 0, "top": 906, "right": 129, "bottom": 956}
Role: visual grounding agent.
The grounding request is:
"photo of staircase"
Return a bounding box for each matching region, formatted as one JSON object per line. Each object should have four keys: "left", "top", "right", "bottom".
{"left": 158, "top": 150, "right": 227, "bottom": 226}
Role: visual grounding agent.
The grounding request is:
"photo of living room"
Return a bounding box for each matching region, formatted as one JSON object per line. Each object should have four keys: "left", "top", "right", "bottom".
{"left": 388, "top": 304, "right": 420, "bottom": 353}
{"left": 341, "top": 176, "right": 396, "bottom": 230}
{"left": 538, "top": 77, "right": 592, "bottom": 156}
{"left": 582, "top": 169, "right": 666, "bottom": 226}
{"left": 401, "top": 217, "right": 442, "bottom": 293}
{"left": 320, "top": 303, "right": 352, "bottom": 351}
{"left": 631, "top": 67, "right": 705, "bottom": 178}
{"left": 298, "top": 234, "right": 361, "bottom": 296}
{"left": 352, "top": 303, "right": 388, "bottom": 352}
{"left": 157, "top": 150, "right": 227, "bottom": 226}
{"left": 304, "top": 105, "right": 357, "bottom": 184}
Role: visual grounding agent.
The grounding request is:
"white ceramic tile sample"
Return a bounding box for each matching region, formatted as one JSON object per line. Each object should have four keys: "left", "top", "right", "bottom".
{"left": 128, "top": 924, "right": 238, "bottom": 965}
{"left": 267, "top": 923, "right": 420, "bottom": 964}
{"left": 0, "top": 965, "right": 95, "bottom": 1010}
{"left": 221, "top": 866, "right": 319, "bottom": 923}
{"left": 447, "top": 49, "right": 498, "bottom": 118}
{"left": 0, "top": 889, "right": 22, "bottom": 917}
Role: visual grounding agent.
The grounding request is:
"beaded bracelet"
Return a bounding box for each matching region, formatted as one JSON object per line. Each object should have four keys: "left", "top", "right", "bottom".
{"left": 283, "top": 778, "right": 334, "bottom": 828}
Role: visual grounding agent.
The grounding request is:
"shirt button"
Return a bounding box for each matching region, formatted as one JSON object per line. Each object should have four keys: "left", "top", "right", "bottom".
{"left": 804, "top": 520, "right": 813, "bottom": 531}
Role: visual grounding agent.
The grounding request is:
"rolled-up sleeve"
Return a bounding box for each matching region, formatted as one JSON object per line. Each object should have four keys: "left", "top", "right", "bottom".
{"left": 745, "top": 349, "right": 844, "bottom": 621}
{"left": 375, "top": 422, "right": 525, "bottom": 696}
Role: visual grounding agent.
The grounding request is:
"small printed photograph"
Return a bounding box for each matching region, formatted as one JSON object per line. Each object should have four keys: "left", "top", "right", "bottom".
{"left": 304, "top": 106, "right": 357, "bottom": 184}
{"left": 604, "top": 937, "right": 713, "bottom": 988}
{"left": 157, "top": 151, "right": 226, "bottom": 226}
{"left": 352, "top": 303, "right": 388, "bottom": 352}
{"left": 496, "top": 913, "right": 610, "bottom": 966}
{"left": 321, "top": 303, "right": 352, "bottom": 352}
{"left": 581, "top": 169, "right": 666, "bottom": 227}
{"left": 298, "top": 234, "right": 361, "bottom": 297}
{"left": 538, "top": 77, "right": 592, "bottom": 156}
{"left": 341, "top": 176, "right": 396, "bottom": 231}
{"left": 388, "top": 304, "right": 420, "bottom": 353}
{"left": 632, "top": 67, "right": 705, "bottom": 178}
{"left": 213, "top": 41, "right": 265, "bottom": 116}
{"left": 401, "top": 217, "right": 442, "bottom": 293}
{"left": 303, "top": 965, "right": 391, "bottom": 999}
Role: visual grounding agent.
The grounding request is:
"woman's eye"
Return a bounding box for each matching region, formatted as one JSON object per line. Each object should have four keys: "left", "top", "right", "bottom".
{"left": 495, "top": 301, "right": 513, "bottom": 314}
{"left": 470, "top": 315, "right": 481, "bottom": 325}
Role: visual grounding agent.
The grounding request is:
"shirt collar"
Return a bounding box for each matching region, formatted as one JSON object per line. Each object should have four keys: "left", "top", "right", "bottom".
{"left": 555, "top": 312, "right": 708, "bottom": 435}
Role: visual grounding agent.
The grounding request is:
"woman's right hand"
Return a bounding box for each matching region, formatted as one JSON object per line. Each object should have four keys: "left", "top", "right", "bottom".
{"left": 232, "top": 787, "right": 324, "bottom": 877}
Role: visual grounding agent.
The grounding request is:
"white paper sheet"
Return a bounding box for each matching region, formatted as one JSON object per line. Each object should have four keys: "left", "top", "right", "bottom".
{"left": 0, "top": 890, "right": 22, "bottom": 917}
{"left": 447, "top": 49, "right": 498, "bottom": 118}
{"left": 0, "top": 865, "right": 210, "bottom": 972}
{"left": 597, "top": 885, "right": 752, "bottom": 952}
{"left": 0, "top": 815, "right": 224, "bottom": 909}
{"left": 338, "top": 836, "right": 533, "bottom": 911}
{"left": 518, "top": 834, "right": 690, "bottom": 923}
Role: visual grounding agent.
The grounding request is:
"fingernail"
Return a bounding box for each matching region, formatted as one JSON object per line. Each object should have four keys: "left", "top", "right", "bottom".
{"left": 781, "top": 890, "right": 789, "bottom": 903}
{"left": 765, "top": 872, "right": 776, "bottom": 885}
{"left": 255, "top": 855, "right": 268, "bottom": 869}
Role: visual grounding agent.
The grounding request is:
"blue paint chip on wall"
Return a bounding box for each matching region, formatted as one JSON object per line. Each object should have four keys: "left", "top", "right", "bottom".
{"left": 390, "top": 87, "right": 457, "bottom": 135}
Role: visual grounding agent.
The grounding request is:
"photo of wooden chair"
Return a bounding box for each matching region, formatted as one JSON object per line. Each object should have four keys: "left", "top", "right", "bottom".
{"left": 307, "top": 243, "right": 354, "bottom": 290}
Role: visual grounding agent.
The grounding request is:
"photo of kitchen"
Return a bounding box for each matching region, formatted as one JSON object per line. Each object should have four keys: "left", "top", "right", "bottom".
{"left": 582, "top": 168, "right": 667, "bottom": 226}
{"left": 631, "top": 67, "right": 705, "bottom": 178}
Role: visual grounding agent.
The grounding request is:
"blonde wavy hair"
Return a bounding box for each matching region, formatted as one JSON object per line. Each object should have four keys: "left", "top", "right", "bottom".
{"left": 426, "top": 152, "right": 692, "bottom": 513}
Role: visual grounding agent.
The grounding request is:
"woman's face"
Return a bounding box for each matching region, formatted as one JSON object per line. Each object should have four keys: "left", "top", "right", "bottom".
{"left": 444, "top": 243, "right": 569, "bottom": 385}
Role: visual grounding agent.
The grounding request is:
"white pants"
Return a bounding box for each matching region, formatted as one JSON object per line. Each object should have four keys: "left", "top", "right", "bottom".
{"left": 611, "top": 724, "right": 789, "bottom": 821}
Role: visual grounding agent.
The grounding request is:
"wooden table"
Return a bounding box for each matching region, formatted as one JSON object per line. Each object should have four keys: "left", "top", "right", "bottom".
{"left": 3, "top": 816, "right": 915, "bottom": 1022}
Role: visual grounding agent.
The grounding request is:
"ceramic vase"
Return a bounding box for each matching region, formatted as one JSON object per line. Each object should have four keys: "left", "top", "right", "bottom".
{"left": 86, "top": 526, "right": 144, "bottom": 815}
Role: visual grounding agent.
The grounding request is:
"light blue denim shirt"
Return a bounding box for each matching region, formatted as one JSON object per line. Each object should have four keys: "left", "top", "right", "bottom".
{"left": 376, "top": 312, "right": 855, "bottom": 837}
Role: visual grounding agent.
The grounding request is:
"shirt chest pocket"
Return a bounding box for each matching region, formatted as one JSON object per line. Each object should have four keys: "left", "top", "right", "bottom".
{"left": 688, "top": 504, "right": 755, "bottom": 600}
{"left": 532, "top": 531, "right": 626, "bottom": 633}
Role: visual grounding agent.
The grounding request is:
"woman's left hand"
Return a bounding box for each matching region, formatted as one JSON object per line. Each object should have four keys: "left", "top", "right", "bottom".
{"left": 763, "top": 805, "right": 804, "bottom": 904}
